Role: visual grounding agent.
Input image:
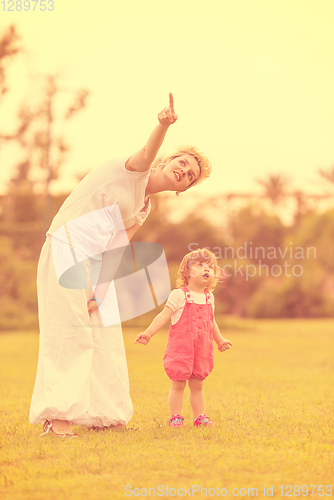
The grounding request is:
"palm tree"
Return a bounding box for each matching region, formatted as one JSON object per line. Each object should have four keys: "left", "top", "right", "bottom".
{"left": 256, "top": 173, "right": 290, "bottom": 206}
{"left": 292, "top": 189, "right": 310, "bottom": 225}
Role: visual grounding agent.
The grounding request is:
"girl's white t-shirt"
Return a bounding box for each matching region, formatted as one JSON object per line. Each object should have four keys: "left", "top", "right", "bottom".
{"left": 166, "top": 288, "right": 215, "bottom": 325}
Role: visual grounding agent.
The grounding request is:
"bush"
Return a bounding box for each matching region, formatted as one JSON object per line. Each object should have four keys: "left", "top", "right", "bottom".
{"left": 0, "top": 236, "right": 38, "bottom": 330}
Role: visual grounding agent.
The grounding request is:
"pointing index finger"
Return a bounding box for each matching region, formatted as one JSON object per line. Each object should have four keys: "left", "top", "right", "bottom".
{"left": 169, "top": 92, "right": 175, "bottom": 113}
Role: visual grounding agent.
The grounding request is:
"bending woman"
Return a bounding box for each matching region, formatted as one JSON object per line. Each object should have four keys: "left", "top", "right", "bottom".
{"left": 29, "top": 94, "right": 211, "bottom": 436}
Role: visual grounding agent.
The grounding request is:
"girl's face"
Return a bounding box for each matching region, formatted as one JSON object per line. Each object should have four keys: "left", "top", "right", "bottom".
{"left": 162, "top": 154, "right": 200, "bottom": 192}
{"left": 187, "top": 259, "right": 216, "bottom": 288}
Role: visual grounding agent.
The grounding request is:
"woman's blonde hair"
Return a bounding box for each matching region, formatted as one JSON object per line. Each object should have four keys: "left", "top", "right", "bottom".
{"left": 176, "top": 248, "right": 221, "bottom": 291}
{"left": 157, "top": 145, "right": 211, "bottom": 188}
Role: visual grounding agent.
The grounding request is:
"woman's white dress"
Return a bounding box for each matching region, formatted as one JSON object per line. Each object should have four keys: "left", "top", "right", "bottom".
{"left": 29, "top": 156, "right": 151, "bottom": 427}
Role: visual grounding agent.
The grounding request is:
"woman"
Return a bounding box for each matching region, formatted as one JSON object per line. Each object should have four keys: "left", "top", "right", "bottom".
{"left": 30, "top": 94, "right": 211, "bottom": 436}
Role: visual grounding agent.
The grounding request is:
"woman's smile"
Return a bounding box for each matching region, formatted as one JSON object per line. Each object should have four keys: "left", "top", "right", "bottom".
{"left": 162, "top": 154, "right": 201, "bottom": 191}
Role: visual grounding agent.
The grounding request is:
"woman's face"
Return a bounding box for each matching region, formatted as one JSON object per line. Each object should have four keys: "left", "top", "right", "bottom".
{"left": 162, "top": 154, "right": 201, "bottom": 192}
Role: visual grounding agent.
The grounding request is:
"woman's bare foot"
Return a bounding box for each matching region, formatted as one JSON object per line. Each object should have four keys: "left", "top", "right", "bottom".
{"left": 51, "top": 419, "right": 75, "bottom": 435}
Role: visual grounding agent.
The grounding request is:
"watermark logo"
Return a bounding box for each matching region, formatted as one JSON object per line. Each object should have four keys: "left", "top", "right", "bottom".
{"left": 188, "top": 242, "right": 316, "bottom": 281}
{"left": 51, "top": 205, "right": 171, "bottom": 326}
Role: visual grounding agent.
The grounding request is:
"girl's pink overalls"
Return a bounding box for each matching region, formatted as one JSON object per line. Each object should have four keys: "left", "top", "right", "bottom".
{"left": 163, "top": 287, "right": 214, "bottom": 381}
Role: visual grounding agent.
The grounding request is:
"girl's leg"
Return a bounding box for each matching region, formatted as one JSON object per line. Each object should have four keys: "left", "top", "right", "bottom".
{"left": 168, "top": 380, "right": 187, "bottom": 415}
{"left": 188, "top": 378, "right": 205, "bottom": 419}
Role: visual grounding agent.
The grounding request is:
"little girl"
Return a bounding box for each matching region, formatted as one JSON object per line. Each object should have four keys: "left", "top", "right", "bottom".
{"left": 135, "top": 248, "right": 232, "bottom": 427}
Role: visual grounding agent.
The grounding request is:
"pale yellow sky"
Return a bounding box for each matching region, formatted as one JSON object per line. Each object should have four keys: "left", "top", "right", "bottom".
{"left": 1, "top": 0, "right": 334, "bottom": 198}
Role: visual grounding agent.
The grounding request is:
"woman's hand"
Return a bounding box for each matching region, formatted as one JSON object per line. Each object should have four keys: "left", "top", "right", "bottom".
{"left": 87, "top": 299, "right": 99, "bottom": 316}
{"left": 134, "top": 331, "right": 151, "bottom": 345}
{"left": 158, "top": 93, "right": 178, "bottom": 126}
{"left": 125, "top": 93, "right": 177, "bottom": 172}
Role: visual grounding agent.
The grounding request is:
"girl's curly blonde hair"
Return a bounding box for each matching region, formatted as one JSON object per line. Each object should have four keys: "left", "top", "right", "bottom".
{"left": 156, "top": 145, "right": 211, "bottom": 188}
{"left": 176, "top": 248, "right": 221, "bottom": 292}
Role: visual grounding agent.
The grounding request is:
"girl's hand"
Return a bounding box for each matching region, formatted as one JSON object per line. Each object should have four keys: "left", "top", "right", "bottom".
{"left": 217, "top": 339, "right": 233, "bottom": 352}
{"left": 87, "top": 299, "right": 99, "bottom": 316}
{"left": 157, "top": 93, "right": 178, "bottom": 126}
{"left": 135, "top": 332, "right": 151, "bottom": 345}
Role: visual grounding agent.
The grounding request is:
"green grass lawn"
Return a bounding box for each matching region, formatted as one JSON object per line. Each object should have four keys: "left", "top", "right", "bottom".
{"left": 0, "top": 318, "right": 333, "bottom": 500}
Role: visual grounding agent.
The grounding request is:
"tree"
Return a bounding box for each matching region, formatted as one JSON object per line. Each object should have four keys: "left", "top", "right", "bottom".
{"left": 256, "top": 173, "right": 290, "bottom": 206}
{"left": 0, "top": 25, "right": 28, "bottom": 151}
{"left": 0, "top": 24, "right": 89, "bottom": 227}
{"left": 292, "top": 190, "right": 310, "bottom": 226}
{"left": 0, "top": 25, "right": 20, "bottom": 108}
{"left": 32, "top": 74, "right": 89, "bottom": 229}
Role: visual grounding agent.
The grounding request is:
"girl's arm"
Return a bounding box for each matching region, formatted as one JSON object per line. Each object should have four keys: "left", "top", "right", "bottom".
{"left": 135, "top": 306, "right": 174, "bottom": 345}
{"left": 212, "top": 318, "right": 233, "bottom": 352}
{"left": 126, "top": 93, "right": 178, "bottom": 172}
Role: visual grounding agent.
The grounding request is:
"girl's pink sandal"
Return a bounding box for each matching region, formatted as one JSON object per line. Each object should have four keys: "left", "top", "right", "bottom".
{"left": 40, "top": 420, "right": 77, "bottom": 438}
{"left": 169, "top": 414, "right": 184, "bottom": 427}
{"left": 193, "top": 414, "right": 214, "bottom": 426}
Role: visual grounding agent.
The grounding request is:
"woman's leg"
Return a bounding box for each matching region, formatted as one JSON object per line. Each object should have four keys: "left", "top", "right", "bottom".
{"left": 168, "top": 380, "right": 186, "bottom": 415}
{"left": 188, "top": 378, "right": 205, "bottom": 419}
{"left": 51, "top": 420, "right": 74, "bottom": 435}
{"left": 30, "top": 237, "right": 94, "bottom": 430}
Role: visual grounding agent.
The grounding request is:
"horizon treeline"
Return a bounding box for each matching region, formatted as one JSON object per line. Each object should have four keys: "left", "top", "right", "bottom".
{"left": 0, "top": 187, "right": 334, "bottom": 330}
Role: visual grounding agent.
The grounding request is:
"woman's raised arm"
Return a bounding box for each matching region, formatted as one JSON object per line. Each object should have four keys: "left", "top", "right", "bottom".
{"left": 126, "top": 93, "right": 178, "bottom": 172}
